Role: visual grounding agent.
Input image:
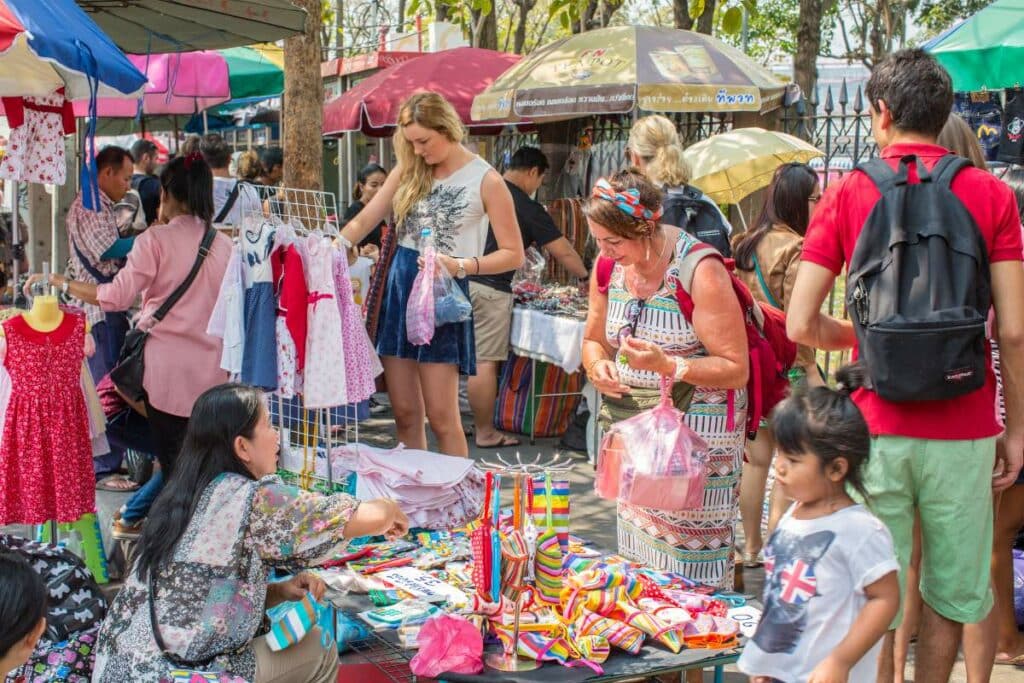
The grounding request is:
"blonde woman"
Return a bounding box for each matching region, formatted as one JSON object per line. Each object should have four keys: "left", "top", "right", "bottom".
{"left": 626, "top": 114, "right": 732, "bottom": 256}
{"left": 339, "top": 92, "right": 523, "bottom": 456}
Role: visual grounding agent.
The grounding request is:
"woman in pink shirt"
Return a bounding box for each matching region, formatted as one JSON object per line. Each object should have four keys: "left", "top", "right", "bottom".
{"left": 42, "top": 152, "right": 231, "bottom": 537}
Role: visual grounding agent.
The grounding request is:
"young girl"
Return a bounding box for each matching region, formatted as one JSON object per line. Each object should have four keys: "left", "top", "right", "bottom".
{"left": 0, "top": 553, "right": 47, "bottom": 677}
{"left": 738, "top": 365, "right": 900, "bottom": 683}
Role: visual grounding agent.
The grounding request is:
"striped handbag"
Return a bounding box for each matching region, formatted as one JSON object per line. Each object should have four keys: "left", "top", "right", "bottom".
{"left": 493, "top": 354, "right": 583, "bottom": 438}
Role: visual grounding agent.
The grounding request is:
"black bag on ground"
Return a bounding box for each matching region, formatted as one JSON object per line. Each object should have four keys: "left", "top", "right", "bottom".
{"left": 847, "top": 154, "right": 991, "bottom": 402}
{"left": 661, "top": 184, "right": 732, "bottom": 257}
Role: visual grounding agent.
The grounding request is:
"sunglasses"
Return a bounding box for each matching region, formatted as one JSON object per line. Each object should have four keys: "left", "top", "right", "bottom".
{"left": 617, "top": 297, "right": 646, "bottom": 343}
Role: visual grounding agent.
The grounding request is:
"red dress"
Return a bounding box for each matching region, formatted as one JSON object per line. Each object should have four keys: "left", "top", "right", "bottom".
{"left": 0, "top": 312, "right": 95, "bottom": 525}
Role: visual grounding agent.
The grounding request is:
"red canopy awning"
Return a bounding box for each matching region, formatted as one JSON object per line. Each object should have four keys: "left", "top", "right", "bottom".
{"left": 323, "top": 47, "right": 527, "bottom": 137}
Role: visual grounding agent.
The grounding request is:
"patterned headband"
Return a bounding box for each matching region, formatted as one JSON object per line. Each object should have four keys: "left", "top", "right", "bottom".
{"left": 591, "top": 179, "right": 663, "bottom": 222}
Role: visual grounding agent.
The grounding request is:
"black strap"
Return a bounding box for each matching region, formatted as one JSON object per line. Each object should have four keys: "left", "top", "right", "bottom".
{"left": 930, "top": 154, "right": 971, "bottom": 189}
{"left": 151, "top": 226, "right": 217, "bottom": 324}
{"left": 856, "top": 158, "right": 899, "bottom": 193}
{"left": 70, "top": 237, "right": 114, "bottom": 284}
{"left": 214, "top": 182, "right": 241, "bottom": 224}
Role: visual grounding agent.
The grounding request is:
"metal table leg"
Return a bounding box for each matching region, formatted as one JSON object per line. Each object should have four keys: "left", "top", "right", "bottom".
{"left": 529, "top": 357, "right": 537, "bottom": 445}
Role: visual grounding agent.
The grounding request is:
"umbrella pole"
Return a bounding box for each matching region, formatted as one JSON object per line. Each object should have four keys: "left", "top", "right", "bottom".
{"left": 203, "top": 111, "right": 209, "bottom": 135}
{"left": 736, "top": 204, "right": 749, "bottom": 231}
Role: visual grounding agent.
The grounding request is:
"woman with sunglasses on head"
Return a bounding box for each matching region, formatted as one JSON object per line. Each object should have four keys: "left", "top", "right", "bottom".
{"left": 582, "top": 170, "right": 749, "bottom": 591}
{"left": 731, "top": 161, "right": 825, "bottom": 570}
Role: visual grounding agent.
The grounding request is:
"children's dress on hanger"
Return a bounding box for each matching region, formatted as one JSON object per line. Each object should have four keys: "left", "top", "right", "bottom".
{"left": 332, "top": 249, "right": 382, "bottom": 404}
{"left": 0, "top": 312, "right": 95, "bottom": 525}
{"left": 302, "top": 235, "right": 347, "bottom": 408}
{"left": 0, "top": 91, "right": 75, "bottom": 185}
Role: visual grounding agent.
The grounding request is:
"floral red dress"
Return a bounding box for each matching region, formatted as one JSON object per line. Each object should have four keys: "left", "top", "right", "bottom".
{"left": 0, "top": 311, "right": 94, "bottom": 525}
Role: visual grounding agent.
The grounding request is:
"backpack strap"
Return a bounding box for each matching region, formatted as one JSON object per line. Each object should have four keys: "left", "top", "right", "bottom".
{"left": 930, "top": 154, "right": 971, "bottom": 189}
{"left": 214, "top": 182, "right": 242, "bottom": 224}
{"left": 856, "top": 158, "right": 901, "bottom": 194}
{"left": 672, "top": 242, "right": 723, "bottom": 320}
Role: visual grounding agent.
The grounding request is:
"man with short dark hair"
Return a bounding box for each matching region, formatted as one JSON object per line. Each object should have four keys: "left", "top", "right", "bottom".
{"left": 129, "top": 138, "right": 160, "bottom": 225}
{"left": 787, "top": 49, "right": 1024, "bottom": 682}
{"left": 467, "top": 147, "right": 588, "bottom": 448}
{"left": 202, "top": 134, "right": 262, "bottom": 226}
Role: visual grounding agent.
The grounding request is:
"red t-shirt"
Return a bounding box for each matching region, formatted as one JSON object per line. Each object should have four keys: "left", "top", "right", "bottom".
{"left": 802, "top": 142, "right": 1024, "bottom": 440}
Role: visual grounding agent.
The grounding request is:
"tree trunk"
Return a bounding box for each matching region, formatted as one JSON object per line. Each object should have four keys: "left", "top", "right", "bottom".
{"left": 695, "top": 0, "right": 716, "bottom": 34}
{"left": 471, "top": 6, "right": 499, "bottom": 49}
{"left": 513, "top": 0, "right": 535, "bottom": 54}
{"left": 794, "top": 0, "right": 824, "bottom": 106}
{"left": 673, "top": 0, "right": 695, "bottom": 29}
{"left": 436, "top": 1, "right": 449, "bottom": 22}
{"left": 574, "top": 0, "right": 624, "bottom": 32}
{"left": 283, "top": 0, "right": 323, "bottom": 193}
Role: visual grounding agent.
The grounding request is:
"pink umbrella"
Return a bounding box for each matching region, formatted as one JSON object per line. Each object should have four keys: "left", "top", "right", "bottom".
{"left": 322, "top": 47, "right": 526, "bottom": 137}
{"left": 72, "top": 51, "right": 230, "bottom": 118}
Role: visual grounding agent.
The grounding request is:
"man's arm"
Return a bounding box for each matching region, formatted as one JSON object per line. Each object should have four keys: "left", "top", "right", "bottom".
{"left": 786, "top": 261, "right": 856, "bottom": 351}
{"left": 991, "top": 260, "right": 1024, "bottom": 489}
{"left": 542, "top": 237, "right": 588, "bottom": 278}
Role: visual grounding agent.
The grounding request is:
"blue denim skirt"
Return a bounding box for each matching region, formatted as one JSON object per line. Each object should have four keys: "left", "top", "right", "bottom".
{"left": 376, "top": 246, "right": 476, "bottom": 375}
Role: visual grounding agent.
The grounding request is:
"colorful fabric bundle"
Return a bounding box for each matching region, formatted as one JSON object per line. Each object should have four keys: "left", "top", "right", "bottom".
{"left": 265, "top": 592, "right": 318, "bottom": 652}
{"left": 545, "top": 199, "right": 588, "bottom": 285}
{"left": 530, "top": 476, "right": 570, "bottom": 553}
{"left": 534, "top": 475, "right": 564, "bottom": 605}
{"left": 469, "top": 472, "right": 496, "bottom": 600}
{"left": 500, "top": 528, "right": 528, "bottom": 601}
{"left": 679, "top": 613, "right": 740, "bottom": 649}
{"left": 497, "top": 629, "right": 572, "bottom": 665}
{"left": 576, "top": 608, "right": 644, "bottom": 655}
{"left": 569, "top": 632, "right": 611, "bottom": 665}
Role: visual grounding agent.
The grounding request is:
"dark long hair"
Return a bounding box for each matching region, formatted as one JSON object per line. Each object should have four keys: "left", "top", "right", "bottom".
{"left": 134, "top": 384, "right": 264, "bottom": 580}
{"left": 0, "top": 553, "right": 46, "bottom": 657}
{"left": 160, "top": 154, "right": 215, "bottom": 227}
{"left": 734, "top": 162, "right": 819, "bottom": 271}
{"left": 352, "top": 163, "right": 387, "bottom": 201}
{"left": 772, "top": 364, "right": 872, "bottom": 501}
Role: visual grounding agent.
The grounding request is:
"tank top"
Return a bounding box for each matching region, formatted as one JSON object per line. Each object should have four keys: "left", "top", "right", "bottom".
{"left": 399, "top": 155, "right": 492, "bottom": 257}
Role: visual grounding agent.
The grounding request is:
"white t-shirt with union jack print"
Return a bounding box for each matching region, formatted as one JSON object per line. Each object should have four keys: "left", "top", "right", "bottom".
{"left": 738, "top": 504, "right": 898, "bottom": 683}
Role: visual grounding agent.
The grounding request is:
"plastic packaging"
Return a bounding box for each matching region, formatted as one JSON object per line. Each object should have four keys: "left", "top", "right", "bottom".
{"left": 406, "top": 228, "right": 437, "bottom": 345}
{"left": 408, "top": 613, "right": 485, "bottom": 677}
{"left": 512, "top": 245, "right": 547, "bottom": 289}
{"left": 596, "top": 376, "right": 709, "bottom": 511}
{"left": 433, "top": 264, "right": 472, "bottom": 325}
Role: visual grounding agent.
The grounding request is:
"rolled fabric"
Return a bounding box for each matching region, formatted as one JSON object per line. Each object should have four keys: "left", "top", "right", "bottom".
{"left": 534, "top": 475, "right": 563, "bottom": 605}
{"left": 575, "top": 608, "right": 644, "bottom": 655}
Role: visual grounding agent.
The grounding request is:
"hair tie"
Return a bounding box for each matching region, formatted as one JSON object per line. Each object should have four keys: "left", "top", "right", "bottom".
{"left": 592, "top": 178, "right": 663, "bottom": 222}
{"left": 183, "top": 151, "right": 203, "bottom": 170}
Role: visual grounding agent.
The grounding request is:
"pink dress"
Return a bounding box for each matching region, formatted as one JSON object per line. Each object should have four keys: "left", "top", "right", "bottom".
{"left": 332, "top": 250, "right": 382, "bottom": 404}
{"left": 303, "top": 235, "right": 347, "bottom": 408}
{"left": 0, "top": 312, "right": 95, "bottom": 525}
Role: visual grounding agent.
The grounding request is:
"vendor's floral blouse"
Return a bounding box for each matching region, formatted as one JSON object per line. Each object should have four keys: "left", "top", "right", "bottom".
{"left": 93, "top": 472, "right": 358, "bottom": 682}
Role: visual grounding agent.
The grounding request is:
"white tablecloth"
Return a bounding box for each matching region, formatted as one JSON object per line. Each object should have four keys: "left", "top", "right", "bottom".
{"left": 510, "top": 306, "right": 585, "bottom": 373}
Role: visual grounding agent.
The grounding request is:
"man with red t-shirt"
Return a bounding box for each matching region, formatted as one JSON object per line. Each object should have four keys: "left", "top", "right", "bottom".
{"left": 788, "top": 49, "right": 1024, "bottom": 683}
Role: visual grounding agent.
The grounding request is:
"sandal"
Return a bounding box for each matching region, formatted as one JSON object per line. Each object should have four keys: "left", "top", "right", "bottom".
{"left": 475, "top": 433, "right": 521, "bottom": 449}
{"left": 743, "top": 551, "right": 764, "bottom": 569}
{"left": 96, "top": 475, "right": 140, "bottom": 492}
{"left": 994, "top": 653, "right": 1024, "bottom": 666}
{"left": 111, "top": 517, "right": 144, "bottom": 541}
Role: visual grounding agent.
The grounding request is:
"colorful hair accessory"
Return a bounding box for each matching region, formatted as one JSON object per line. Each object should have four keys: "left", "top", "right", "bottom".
{"left": 183, "top": 151, "right": 203, "bottom": 169}
{"left": 592, "top": 178, "right": 663, "bottom": 223}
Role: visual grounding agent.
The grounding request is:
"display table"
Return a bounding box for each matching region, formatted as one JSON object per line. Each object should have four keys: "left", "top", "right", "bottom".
{"left": 337, "top": 593, "right": 743, "bottom": 683}
{"left": 509, "top": 307, "right": 587, "bottom": 443}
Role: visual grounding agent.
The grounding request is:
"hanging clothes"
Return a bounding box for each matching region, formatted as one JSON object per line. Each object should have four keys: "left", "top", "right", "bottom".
{"left": 271, "top": 242, "right": 308, "bottom": 399}
{"left": 0, "top": 91, "right": 75, "bottom": 185}
{"left": 332, "top": 249, "right": 382, "bottom": 404}
{"left": 240, "top": 216, "right": 278, "bottom": 390}
{"left": 302, "top": 235, "right": 347, "bottom": 408}
{"left": 0, "top": 311, "right": 94, "bottom": 525}
{"left": 207, "top": 244, "right": 245, "bottom": 378}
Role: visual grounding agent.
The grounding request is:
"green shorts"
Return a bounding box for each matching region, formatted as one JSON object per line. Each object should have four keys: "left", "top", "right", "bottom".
{"left": 852, "top": 435, "right": 995, "bottom": 627}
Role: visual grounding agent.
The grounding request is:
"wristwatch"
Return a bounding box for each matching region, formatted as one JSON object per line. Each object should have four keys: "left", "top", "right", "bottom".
{"left": 670, "top": 356, "right": 690, "bottom": 381}
{"left": 455, "top": 259, "right": 467, "bottom": 279}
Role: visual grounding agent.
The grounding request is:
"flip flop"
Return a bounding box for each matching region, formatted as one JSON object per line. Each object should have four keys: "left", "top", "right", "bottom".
{"left": 96, "top": 475, "right": 140, "bottom": 492}
{"left": 476, "top": 434, "right": 521, "bottom": 449}
{"left": 993, "top": 653, "right": 1024, "bottom": 666}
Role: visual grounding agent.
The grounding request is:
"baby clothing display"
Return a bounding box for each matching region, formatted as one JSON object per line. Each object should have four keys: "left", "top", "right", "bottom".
{"left": 0, "top": 91, "right": 76, "bottom": 185}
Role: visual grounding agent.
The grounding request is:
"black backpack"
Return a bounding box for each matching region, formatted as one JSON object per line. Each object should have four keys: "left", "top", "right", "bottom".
{"left": 661, "top": 185, "right": 732, "bottom": 257}
{"left": 847, "top": 154, "right": 991, "bottom": 402}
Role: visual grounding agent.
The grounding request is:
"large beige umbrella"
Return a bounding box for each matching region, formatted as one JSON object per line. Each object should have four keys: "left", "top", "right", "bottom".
{"left": 683, "top": 127, "right": 823, "bottom": 205}
{"left": 471, "top": 25, "right": 787, "bottom": 123}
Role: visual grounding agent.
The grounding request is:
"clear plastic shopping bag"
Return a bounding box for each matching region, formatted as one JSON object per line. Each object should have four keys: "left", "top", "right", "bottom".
{"left": 406, "top": 230, "right": 437, "bottom": 345}
{"left": 433, "top": 265, "right": 472, "bottom": 325}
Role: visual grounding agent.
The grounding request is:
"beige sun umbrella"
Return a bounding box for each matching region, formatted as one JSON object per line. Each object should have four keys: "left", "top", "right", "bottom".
{"left": 471, "top": 25, "right": 787, "bottom": 123}
{"left": 682, "top": 127, "right": 824, "bottom": 206}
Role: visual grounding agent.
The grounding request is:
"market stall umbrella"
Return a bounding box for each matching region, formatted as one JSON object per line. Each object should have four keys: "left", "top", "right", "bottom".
{"left": 220, "top": 45, "right": 284, "bottom": 103}
{"left": 75, "top": 0, "right": 307, "bottom": 53}
{"left": 922, "top": 0, "right": 1024, "bottom": 91}
{"left": 471, "top": 26, "right": 787, "bottom": 123}
{"left": 682, "top": 127, "right": 823, "bottom": 205}
{"left": 0, "top": 0, "right": 146, "bottom": 98}
{"left": 322, "top": 47, "right": 523, "bottom": 136}
{"left": 72, "top": 51, "right": 231, "bottom": 117}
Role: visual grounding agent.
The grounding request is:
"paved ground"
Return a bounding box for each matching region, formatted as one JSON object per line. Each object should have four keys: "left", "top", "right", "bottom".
{"left": 9, "top": 402, "right": 1022, "bottom": 682}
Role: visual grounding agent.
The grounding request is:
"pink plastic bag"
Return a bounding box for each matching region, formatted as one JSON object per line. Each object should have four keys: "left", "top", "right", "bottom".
{"left": 409, "top": 614, "right": 484, "bottom": 677}
{"left": 596, "top": 376, "right": 708, "bottom": 511}
{"left": 406, "top": 237, "right": 436, "bottom": 346}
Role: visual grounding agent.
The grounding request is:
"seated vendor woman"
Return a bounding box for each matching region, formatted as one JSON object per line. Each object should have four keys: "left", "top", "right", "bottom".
{"left": 92, "top": 383, "right": 409, "bottom": 683}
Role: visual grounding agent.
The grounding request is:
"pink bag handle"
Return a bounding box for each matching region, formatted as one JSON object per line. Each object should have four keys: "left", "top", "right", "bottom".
{"left": 659, "top": 373, "right": 673, "bottom": 408}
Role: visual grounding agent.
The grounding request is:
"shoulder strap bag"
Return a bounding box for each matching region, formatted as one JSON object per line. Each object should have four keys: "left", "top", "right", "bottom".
{"left": 110, "top": 226, "right": 217, "bottom": 403}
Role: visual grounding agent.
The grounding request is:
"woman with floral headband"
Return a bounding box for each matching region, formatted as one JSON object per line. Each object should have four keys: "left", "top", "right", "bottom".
{"left": 582, "top": 170, "right": 749, "bottom": 589}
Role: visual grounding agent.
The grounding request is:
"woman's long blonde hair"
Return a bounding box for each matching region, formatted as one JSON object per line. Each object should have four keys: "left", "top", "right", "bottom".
{"left": 627, "top": 114, "right": 691, "bottom": 187}
{"left": 392, "top": 92, "right": 465, "bottom": 226}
